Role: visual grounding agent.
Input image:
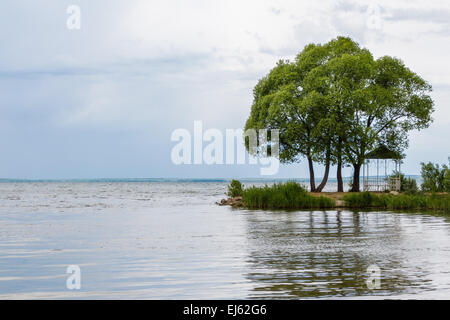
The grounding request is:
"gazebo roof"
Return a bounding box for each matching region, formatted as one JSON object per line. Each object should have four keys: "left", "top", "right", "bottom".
{"left": 365, "top": 145, "right": 403, "bottom": 160}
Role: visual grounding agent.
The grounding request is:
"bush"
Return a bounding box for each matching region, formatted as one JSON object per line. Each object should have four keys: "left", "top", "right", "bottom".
{"left": 389, "top": 172, "right": 418, "bottom": 194}
{"left": 446, "top": 167, "right": 450, "bottom": 192}
{"left": 402, "top": 177, "right": 418, "bottom": 194}
{"left": 227, "top": 179, "right": 244, "bottom": 198}
{"left": 420, "top": 160, "right": 450, "bottom": 192}
{"left": 342, "top": 192, "right": 374, "bottom": 207}
{"left": 242, "top": 181, "right": 335, "bottom": 209}
{"left": 343, "top": 192, "right": 450, "bottom": 212}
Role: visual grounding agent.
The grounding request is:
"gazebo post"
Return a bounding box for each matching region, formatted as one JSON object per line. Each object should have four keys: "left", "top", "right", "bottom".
{"left": 385, "top": 159, "right": 387, "bottom": 191}
{"left": 363, "top": 161, "right": 366, "bottom": 191}
{"left": 377, "top": 159, "right": 379, "bottom": 192}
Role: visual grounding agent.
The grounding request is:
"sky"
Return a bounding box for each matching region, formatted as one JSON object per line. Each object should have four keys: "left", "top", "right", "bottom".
{"left": 0, "top": 0, "right": 449, "bottom": 179}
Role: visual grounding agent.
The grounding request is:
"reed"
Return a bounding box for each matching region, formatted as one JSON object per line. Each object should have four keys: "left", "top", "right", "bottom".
{"left": 343, "top": 192, "right": 450, "bottom": 212}
{"left": 242, "top": 181, "right": 335, "bottom": 209}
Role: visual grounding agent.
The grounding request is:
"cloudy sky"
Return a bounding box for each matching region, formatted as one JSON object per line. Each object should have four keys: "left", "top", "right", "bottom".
{"left": 1, "top": 0, "right": 449, "bottom": 179}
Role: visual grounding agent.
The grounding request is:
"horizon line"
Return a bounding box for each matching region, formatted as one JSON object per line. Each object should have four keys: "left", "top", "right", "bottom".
{"left": 0, "top": 175, "right": 421, "bottom": 182}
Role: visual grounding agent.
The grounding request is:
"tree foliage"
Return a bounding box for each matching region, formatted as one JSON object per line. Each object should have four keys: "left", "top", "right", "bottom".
{"left": 245, "top": 36, "right": 434, "bottom": 192}
{"left": 420, "top": 159, "right": 450, "bottom": 192}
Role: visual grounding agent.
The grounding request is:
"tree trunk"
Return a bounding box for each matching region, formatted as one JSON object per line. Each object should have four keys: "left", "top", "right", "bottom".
{"left": 350, "top": 163, "right": 361, "bottom": 192}
{"left": 337, "top": 139, "right": 343, "bottom": 192}
{"left": 315, "top": 159, "right": 330, "bottom": 192}
{"left": 307, "top": 156, "right": 316, "bottom": 192}
{"left": 337, "top": 161, "right": 343, "bottom": 192}
{"left": 315, "top": 148, "right": 331, "bottom": 192}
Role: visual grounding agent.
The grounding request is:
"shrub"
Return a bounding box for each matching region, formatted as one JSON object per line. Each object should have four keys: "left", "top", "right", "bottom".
{"left": 389, "top": 172, "right": 418, "bottom": 194}
{"left": 445, "top": 167, "right": 450, "bottom": 192}
{"left": 343, "top": 192, "right": 450, "bottom": 212}
{"left": 420, "top": 160, "right": 449, "bottom": 192}
{"left": 402, "top": 177, "right": 418, "bottom": 194}
{"left": 242, "top": 181, "right": 335, "bottom": 209}
{"left": 342, "top": 192, "right": 376, "bottom": 207}
{"left": 227, "top": 179, "right": 244, "bottom": 198}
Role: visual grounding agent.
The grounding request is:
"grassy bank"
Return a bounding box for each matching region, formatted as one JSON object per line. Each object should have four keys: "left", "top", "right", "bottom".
{"left": 342, "top": 192, "right": 450, "bottom": 212}
{"left": 227, "top": 180, "right": 450, "bottom": 212}
{"left": 242, "top": 181, "right": 335, "bottom": 210}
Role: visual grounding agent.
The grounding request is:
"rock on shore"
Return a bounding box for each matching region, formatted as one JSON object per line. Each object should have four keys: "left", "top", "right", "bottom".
{"left": 217, "top": 196, "right": 243, "bottom": 207}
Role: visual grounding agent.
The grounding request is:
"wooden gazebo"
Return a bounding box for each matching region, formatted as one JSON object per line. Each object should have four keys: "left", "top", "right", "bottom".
{"left": 363, "top": 145, "right": 403, "bottom": 192}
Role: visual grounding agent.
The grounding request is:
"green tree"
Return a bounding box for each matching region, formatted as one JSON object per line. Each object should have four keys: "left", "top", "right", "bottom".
{"left": 344, "top": 56, "right": 434, "bottom": 191}
{"left": 245, "top": 36, "right": 434, "bottom": 192}
{"left": 244, "top": 58, "right": 326, "bottom": 192}
{"left": 421, "top": 160, "right": 450, "bottom": 192}
{"left": 245, "top": 37, "right": 363, "bottom": 192}
{"left": 303, "top": 38, "right": 373, "bottom": 191}
{"left": 227, "top": 179, "right": 244, "bottom": 198}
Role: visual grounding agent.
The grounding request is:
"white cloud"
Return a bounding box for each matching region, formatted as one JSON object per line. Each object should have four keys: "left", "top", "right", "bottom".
{"left": 114, "top": 0, "right": 337, "bottom": 72}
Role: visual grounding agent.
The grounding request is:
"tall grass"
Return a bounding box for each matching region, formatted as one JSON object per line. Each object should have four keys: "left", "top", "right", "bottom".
{"left": 242, "top": 181, "right": 335, "bottom": 209}
{"left": 343, "top": 192, "right": 450, "bottom": 212}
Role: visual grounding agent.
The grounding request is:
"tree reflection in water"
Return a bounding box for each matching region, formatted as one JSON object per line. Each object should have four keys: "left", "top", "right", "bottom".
{"left": 243, "top": 210, "right": 432, "bottom": 299}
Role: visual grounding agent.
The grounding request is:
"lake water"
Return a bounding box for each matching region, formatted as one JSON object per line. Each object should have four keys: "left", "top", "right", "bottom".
{"left": 0, "top": 181, "right": 449, "bottom": 299}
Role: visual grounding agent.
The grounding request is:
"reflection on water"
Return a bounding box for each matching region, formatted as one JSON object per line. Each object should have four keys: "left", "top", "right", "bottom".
{"left": 243, "top": 210, "right": 448, "bottom": 298}
{"left": 0, "top": 182, "right": 449, "bottom": 299}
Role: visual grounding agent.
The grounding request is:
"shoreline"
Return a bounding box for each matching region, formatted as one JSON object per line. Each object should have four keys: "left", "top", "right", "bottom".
{"left": 219, "top": 191, "right": 450, "bottom": 213}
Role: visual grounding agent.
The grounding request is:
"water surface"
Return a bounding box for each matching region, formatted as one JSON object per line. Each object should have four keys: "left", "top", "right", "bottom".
{"left": 0, "top": 182, "right": 449, "bottom": 299}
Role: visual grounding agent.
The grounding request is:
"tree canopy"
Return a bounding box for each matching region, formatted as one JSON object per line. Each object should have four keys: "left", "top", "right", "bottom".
{"left": 245, "top": 36, "right": 434, "bottom": 192}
